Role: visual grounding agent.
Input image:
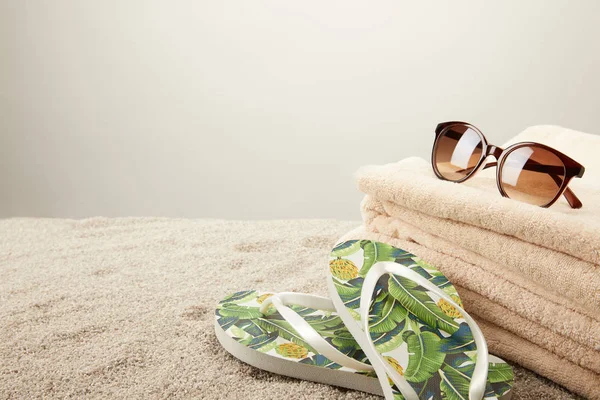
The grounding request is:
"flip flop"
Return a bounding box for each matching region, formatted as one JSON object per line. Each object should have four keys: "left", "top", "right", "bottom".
{"left": 326, "top": 239, "right": 514, "bottom": 400}
{"left": 214, "top": 290, "right": 382, "bottom": 395}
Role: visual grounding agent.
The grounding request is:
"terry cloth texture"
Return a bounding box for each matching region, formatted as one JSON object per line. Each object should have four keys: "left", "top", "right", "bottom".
{"left": 361, "top": 197, "right": 600, "bottom": 314}
{"left": 353, "top": 125, "right": 600, "bottom": 399}
{"left": 356, "top": 126, "right": 600, "bottom": 265}
{"left": 359, "top": 211, "right": 600, "bottom": 364}
{"left": 0, "top": 218, "right": 584, "bottom": 399}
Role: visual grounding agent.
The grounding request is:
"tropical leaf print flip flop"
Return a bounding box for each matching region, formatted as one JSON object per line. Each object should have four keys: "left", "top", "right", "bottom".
{"left": 326, "top": 240, "right": 514, "bottom": 400}
{"left": 214, "top": 290, "right": 383, "bottom": 395}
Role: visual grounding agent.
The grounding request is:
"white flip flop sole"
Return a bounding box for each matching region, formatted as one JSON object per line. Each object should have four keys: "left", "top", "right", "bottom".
{"left": 215, "top": 318, "right": 383, "bottom": 395}
{"left": 214, "top": 289, "right": 382, "bottom": 395}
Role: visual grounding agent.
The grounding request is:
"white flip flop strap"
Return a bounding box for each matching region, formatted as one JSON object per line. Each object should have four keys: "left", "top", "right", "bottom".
{"left": 360, "top": 262, "right": 488, "bottom": 400}
{"left": 259, "top": 292, "right": 374, "bottom": 372}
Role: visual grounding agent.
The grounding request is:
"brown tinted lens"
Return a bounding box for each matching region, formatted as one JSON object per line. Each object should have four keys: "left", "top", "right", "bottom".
{"left": 434, "top": 125, "right": 483, "bottom": 181}
{"left": 499, "top": 146, "right": 566, "bottom": 206}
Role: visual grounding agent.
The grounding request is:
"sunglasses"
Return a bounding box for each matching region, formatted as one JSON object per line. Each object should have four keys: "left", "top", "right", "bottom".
{"left": 431, "top": 121, "right": 585, "bottom": 208}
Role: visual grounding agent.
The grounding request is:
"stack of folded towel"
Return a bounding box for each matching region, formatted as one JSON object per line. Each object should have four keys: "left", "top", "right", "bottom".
{"left": 343, "top": 125, "right": 600, "bottom": 399}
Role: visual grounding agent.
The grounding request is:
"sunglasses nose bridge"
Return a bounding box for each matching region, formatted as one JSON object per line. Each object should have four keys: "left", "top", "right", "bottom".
{"left": 486, "top": 145, "right": 503, "bottom": 160}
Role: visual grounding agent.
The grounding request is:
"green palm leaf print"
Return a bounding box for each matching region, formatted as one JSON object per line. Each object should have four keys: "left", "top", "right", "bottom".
{"left": 304, "top": 314, "right": 346, "bottom": 332}
{"left": 388, "top": 274, "right": 460, "bottom": 334}
{"left": 322, "top": 328, "right": 361, "bottom": 349}
{"left": 402, "top": 330, "right": 446, "bottom": 383}
{"left": 359, "top": 241, "right": 412, "bottom": 277}
{"left": 299, "top": 354, "right": 343, "bottom": 369}
{"left": 288, "top": 305, "right": 319, "bottom": 316}
{"left": 487, "top": 380, "right": 513, "bottom": 397}
{"left": 246, "top": 332, "right": 278, "bottom": 351}
{"left": 219, "top": 290, "right": 257, "bottom": 304}
{"left": 254, "top": 318, "right": 317, "bottom": 354}
{"left": 331, "top": 240, "right": 362, "bottom": 257}
{"left": 216, "top": 316, "right": 238, "bottom": 331}
{"left": 487, "top": 362, "right": 514, "bottom": 384}
{"left": 218, "top": 303, "right": 264, "bottom": 319}
{"left": 439, "top": 366, "right": 471, "bottom": 400}
{"left": 371, "top": 324, "right": 406, "bottom": 353}
{"left": 332, "top": 277, "right": 363, "bottom": 308}
{"left": 440, "top": 323, "right": 475, "bottom": 354}
{"left": 235, "top": 319, "right": 265, "bottom": 337}
{"left": 368, "top": 293, "right": 408, "bottom": 333}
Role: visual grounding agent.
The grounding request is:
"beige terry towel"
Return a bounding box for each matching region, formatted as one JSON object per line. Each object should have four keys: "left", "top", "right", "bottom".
{"left": 338, "top": 227, "right": 600, "bottom": 400}
{"left": 477, "top": 319, "right": 600, "bottom": 400}
{"left": 339, "top": 224, "right": 600, "bottom": 358}
{"left": 355, "top": 126, "right": 600, "bottom": 265}
{"left": 365, "top": 207, "right": 600, "bottom": 339}
{"left": 362, "top": 196, "right": 600, "bottom": 314}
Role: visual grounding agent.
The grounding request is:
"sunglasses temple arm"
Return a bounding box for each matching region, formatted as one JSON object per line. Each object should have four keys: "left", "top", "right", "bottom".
{"left": 479, "top": 162, "right": 583, "bottom": 208}
{"left": 561, "top": 187, "right": 583, "bottom": 209}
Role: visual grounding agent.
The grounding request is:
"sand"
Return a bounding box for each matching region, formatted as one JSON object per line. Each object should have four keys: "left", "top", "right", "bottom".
{"left": 0, "top": 218, "right": 583, "bottom": 399}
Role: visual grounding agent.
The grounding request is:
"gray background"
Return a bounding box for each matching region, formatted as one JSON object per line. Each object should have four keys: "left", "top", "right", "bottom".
{"left": 2, "top": 1, "right": 599, "bottom": 219}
